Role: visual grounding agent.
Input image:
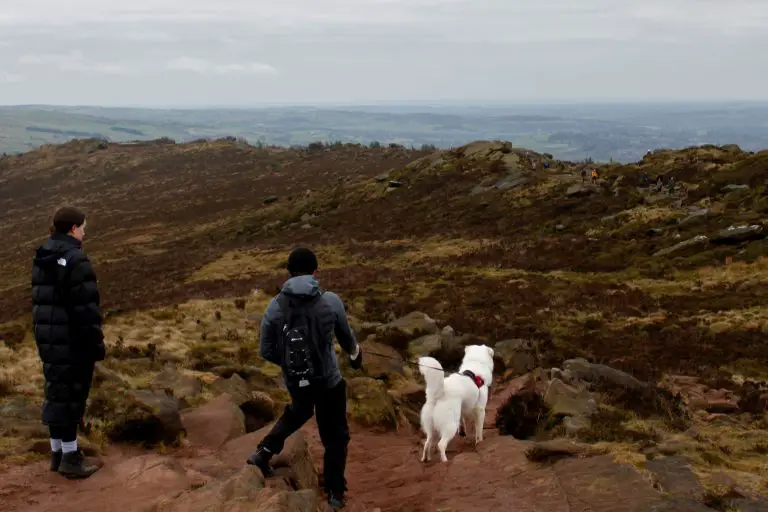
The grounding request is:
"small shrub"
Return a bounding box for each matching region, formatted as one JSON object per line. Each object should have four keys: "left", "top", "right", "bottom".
{"left": 0, "top": 324, "right": 27, "bottom": 350}
{"left": 0, "top": 376, "right": 16, "bottom": 397}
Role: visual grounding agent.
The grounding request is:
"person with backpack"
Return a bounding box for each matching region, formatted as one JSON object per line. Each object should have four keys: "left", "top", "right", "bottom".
{"left": 31, "top": 206, "right": 105, "bottom": 479}
{"left": 248, "top": 247, "right": 362, "bottom": 510}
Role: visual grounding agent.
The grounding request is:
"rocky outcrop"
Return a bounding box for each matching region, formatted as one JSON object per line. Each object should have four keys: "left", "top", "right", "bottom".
{"left": 181, "top": 393, "right": 246, "bottom": 449}
{"left": 377, "top": 311, "right": 438, "bottom": 338}
{"left": 645, "top": 456, "right": 706, "bottom": 502}
{"left": 151, "top": 367, "right": 203, "bottom": 405}
{"left": 494, "top": 339, "right": 539, "bottom": 376}
{"left": 360, "top": 339, "right": 405, "bottom": 380}
{"left": 660, "top": 375, "right": 741, "bottom": 415}
{"left": 566, "top": 184, "right": 598, "bottom": 197}
{"left": 654, "top": 235, "right": 709, "bottom": 257}
{"left": 562, "top": 358, "right": 646, "bottom": 390}
{"left": 494, "top": 360, "right": 688, "bottom": 442}
{"left": 103, "top": 389, "right": 185, "bottom": 446}
{"left": 406, "top": 333, "right": 441, "bottom": 358}
{"left": 346, "top": 377, "right": 397, "bottom": 429}
{"left": 544, "top": 378, "right": 597, "bottom": 418}
{"left": 711, "top": 224, "right": 766, "bottom": 244}
{"left": 430, "top": 436, "right": 669, "bottom": 511}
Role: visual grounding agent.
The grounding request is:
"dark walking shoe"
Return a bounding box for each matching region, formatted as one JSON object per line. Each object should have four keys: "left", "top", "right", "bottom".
{"left": 246, "top": 448, "right": 273, "bottom": 476}
{"left": 58, "top": 450, "right": 100, "bottom": 479}
{"left": 327, "top": 491, "right": 346, "bottom": 510}
{"left": 50, "top": 450, "right": 62, "bottom": 472}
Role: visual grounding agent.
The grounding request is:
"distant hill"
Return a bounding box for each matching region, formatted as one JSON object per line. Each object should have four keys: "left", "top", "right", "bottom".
{"left": 2, "top": 103, "right": 768, "bottom": 162}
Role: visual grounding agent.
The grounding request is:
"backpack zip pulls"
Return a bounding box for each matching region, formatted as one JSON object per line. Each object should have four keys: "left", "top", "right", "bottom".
{"left": 282, "top": 322, "right": 315, "bottom": 388}
{"left": 277, "top": 292, "right": 325, "bottom": 388}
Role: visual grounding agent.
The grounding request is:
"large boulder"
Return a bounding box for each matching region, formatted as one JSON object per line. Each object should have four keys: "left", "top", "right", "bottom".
{"left": 153, "top": 426, "right": 319, "bottom": 512}
{"left": 0, "top": 396, "right": 48, "bottom": 439}
{"left": 346, "top": 377, "right": 397, "bottom": 430}
{"left": 151, "top": 367, "right": 204, "bottom": 404}
{"left": 494, "top": 339, "right": 539, "bottom": 376}
{"left": 221, "top": 428, "right": 318, "bottom": 492}
{"left": 181, "top": 394, "right": 246, "bottom": 449}
{"left": 566, "top": 184, "right": 598, "bottom": 197}
{"left": 240, "top": 391, "right": 278, "bottom": 433}
{"left": 494, "top": 372, "right": 552, "bottom": 438}
{"left": 711, "top": 224, "right": 766, "bottom": 244}
{"left": 360, "top": 339, "right": 405, "bottom": 380}
{"left": 388, "top": 380, "right": 426, "bottom": 428}
{"left": 102, "top": 389, "right": 185, "bottom": 446}
{"left": 153, "top": 467, "right": 266, "bottom": 512}
{"left": 406, "top": 333, "right": 442, "bottom": 358}
{"left": 544, "top": 378, "right": 598, "bottom": 418}
{"left": 654, "top": 236, "right": 709, "bottom": 257}
{"left": 378, "top": 311, "right": 438, "bottom": 338}
{"left": 660, "top": 375, "right": 740, "bottom": 414}
{"left": 210, "top": 374, "right": 251, "bottom": 406}
{"left": 563, "top": 358, "right": 646, "bottom": 390}
{"left": 208, "top": 373, "right": 279, "bottom": 432}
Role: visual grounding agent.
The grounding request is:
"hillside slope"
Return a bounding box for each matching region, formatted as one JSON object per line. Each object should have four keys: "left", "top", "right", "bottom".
{"left": 1, "top": 139, "right": 768, "bottom": 510}
{"left": 3, "top": 139, "right": 768, "bottom": 376}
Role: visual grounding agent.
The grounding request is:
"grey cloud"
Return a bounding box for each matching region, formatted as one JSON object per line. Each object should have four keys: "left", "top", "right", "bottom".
{"left": 17, "top": 51, "right": 135, "bottom": 75}
{"left": 166, "top": 57, "right": 277, "bottom": 75}
{"left": 0, "top": 0, "right": 767, "bottom": 105}
{"left": 1, "top": 72, "right": 24, "bottom": 83}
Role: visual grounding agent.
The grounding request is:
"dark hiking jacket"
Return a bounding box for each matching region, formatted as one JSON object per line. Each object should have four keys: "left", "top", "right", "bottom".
{"left": 31, "top": 233, "right": 105, "bottom": 425}
{"left": 259, "top": 275, "right": 358, "bottom": 390}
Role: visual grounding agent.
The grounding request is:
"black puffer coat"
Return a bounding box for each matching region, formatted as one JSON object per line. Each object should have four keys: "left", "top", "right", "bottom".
{"left": 31, "top": 233, "right": 106, "bottom": 426}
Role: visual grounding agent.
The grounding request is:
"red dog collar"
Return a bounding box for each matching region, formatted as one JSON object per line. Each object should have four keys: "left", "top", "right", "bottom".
{"left": 460, "top": 370, "right": 485, "bottom": 388}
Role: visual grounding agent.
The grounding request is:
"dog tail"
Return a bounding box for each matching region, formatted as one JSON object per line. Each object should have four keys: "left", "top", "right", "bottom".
{"left": 418, "top": 356, "right": 445, "bottom": 401}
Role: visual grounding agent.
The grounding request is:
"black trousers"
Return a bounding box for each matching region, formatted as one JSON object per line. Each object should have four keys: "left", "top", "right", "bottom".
{"left": 49, "top": 424, "right": 78, "bottom": 442}
{"left": 259, "top": 379, "right": 350, "bottom": 495}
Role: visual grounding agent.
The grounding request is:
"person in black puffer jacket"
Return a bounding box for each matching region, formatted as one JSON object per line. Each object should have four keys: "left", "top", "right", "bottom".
{"left": 32, "top": 206, "right": 105, "bottom": 479}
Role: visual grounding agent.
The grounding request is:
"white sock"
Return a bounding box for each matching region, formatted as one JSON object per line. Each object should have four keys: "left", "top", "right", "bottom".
{"left": 50, "top": 439, "right": 62, "bottom": 452}
{"left": 62, "top": 440, "right": 78, "bottom": 453}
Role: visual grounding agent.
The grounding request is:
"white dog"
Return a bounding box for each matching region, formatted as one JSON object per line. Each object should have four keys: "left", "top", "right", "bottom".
{"left": 418, "top": 345, "right": 495, "bottom": 462}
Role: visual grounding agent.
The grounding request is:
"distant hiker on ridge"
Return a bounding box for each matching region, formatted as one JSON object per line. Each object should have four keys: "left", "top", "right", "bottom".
{"left": 581, "top": 169, "right": 587, "bottom": 183}
{"left": 591, "top": 169, "right": 599, "bottom": 184}
{"left": 247, "top": 247, "right": 362, "bottom": 510}
{"left": 32, "top": 206, "right": 105, "bottom": 479}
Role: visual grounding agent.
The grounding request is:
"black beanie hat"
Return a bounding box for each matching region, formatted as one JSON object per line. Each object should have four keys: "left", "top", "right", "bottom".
{"left": 287, "top": 247, "right": 318, "bottom": 275}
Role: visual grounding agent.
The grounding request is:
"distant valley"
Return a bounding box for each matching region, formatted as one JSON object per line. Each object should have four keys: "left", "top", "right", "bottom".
{"left": 1, "top": 102, "right": 767, "bottom": 162}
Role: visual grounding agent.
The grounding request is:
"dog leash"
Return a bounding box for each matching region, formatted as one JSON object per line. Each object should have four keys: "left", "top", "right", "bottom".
{"left": 362, "top": 349, "right": 452, "bottom": 373}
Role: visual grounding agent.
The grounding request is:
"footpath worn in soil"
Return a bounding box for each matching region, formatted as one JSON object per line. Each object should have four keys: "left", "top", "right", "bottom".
{"left": 0, "top": 387, "right": 680, "bottom": 512}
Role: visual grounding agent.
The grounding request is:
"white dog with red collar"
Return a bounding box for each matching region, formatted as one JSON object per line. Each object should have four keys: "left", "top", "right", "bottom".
{"left": 418, "top": 344, "right": 495, "bottom": 463}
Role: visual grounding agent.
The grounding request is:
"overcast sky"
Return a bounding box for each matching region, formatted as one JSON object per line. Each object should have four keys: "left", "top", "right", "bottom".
{"left": 0, "top": 0, "right": 767, "bottom": 106}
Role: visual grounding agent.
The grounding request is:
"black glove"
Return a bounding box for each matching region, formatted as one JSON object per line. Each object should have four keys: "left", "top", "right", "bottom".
{"left": 349, "top": 347, "right": 363, "bottom": 370}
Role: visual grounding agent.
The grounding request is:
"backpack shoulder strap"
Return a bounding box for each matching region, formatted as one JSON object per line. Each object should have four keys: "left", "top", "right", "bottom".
{"left": 275, "top": 292, "right": 293, "bottom": 328}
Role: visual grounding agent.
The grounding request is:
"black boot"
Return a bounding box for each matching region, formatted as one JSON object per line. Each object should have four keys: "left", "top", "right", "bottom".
{"left": 246, "top": 447, "right": 273, "bottom": 476}
{"left": 50, "top": 450, "right": 62, "bottom": 472}
{"left": 327, "top": 491, "right": 346, "bottom": 510}
{"left": 58, "top": 450, "right": 100, "bottom": 479}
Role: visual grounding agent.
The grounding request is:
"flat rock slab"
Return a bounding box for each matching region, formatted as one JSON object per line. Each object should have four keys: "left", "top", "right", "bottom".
{"left": 427, "top": 435, "right": 665, "bottom": 512}
{"left": 650, "top": 498, "right": 718, "bottom": 511}
{"left": 645, "top": 456, "right": 705, "bottom": 501}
